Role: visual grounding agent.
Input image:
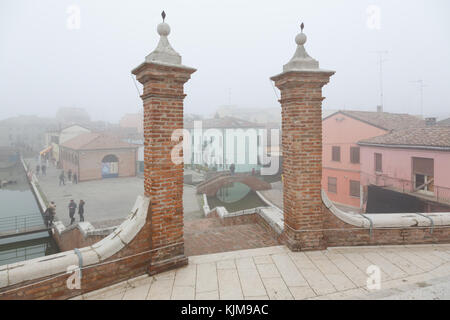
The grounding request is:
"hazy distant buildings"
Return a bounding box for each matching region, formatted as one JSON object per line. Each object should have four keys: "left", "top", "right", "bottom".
{"left": 119, "top": 112, "right": 143, "bottom": 134}
{"left": 214, "top": 105, "right": 281, "bottom": 125}
{"left": 56, "top": 107, "right": 91, "bottom": 125}
{"left": 0, "top": 115, "right": 59, "bottom": 152}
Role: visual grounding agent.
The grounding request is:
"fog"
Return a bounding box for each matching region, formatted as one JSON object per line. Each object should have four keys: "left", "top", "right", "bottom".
{"left": 1, "top": 0, "right": 449, "bottom": 122}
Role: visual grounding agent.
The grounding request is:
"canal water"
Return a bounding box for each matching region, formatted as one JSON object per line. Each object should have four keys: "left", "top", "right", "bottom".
{"left": 0, "top": 161, "right": 58, "bottom": 266}
{"left": 207, "top": 181, "right": 267, "bottom": 213}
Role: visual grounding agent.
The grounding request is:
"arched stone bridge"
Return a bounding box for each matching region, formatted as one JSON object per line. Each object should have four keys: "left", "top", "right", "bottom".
{"left": 196, "top": 173, "right": 272, "bottom": 196}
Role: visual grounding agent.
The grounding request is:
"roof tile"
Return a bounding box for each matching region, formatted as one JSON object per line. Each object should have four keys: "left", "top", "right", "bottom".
{"left": 61, "top": 132, "right": 137, "bottom": 150}
{"left": 358, "top": 126, "right": 450, "bottom": 149}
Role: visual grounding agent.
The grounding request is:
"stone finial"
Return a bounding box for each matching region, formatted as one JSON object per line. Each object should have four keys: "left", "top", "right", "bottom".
{"left": 282, "top": 22, "right": 320, "bottom": 72}
{"left": 145, "top": 11, "right": 182, "bottom": 66}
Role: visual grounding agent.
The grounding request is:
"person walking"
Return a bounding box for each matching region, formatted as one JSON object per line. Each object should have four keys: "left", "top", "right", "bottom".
{"left": 229, "top": 163, "right": 235, "bottom": 176}
{"left": 59, "top": 171, "right": 65, "bottom": 186}
{"left": 44, "top": 201, "right": 56, "bottom": 227}
{"left": 68, "top": 199, "right": 77, "bottom": 225}
{"left": 68, "top": 169, "right": 72, "bottom": 182}
{"left": 78, "top": 200, "right": 85, "bottom": 222}
{"left": 41, "top": 164, "right": 46, "bottom": 176}
{"left": 36, "top": 164, "right": 40, "bottom": 176}
{"left": 48, "top": 201, "right": 56, "bottom": 226}
{"left": 43, "top": 206, "right": 50, "bottom": 227}
{"left": 73, "top": 173, "right": 78, "bottom": 184}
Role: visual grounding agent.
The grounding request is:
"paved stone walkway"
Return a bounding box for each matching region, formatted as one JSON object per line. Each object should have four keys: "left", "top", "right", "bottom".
{"left": 78, "top": 244, "right": 450, "bottom": 300}
{"left": 25, "top": 158, "right": 203, "bottom": 227}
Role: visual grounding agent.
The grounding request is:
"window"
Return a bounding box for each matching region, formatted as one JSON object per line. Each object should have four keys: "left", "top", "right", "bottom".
{"left": 332, "top": 146, "right": 341, "bottom": 162}
{"left": 349, "top": 180, "right": 360, "bottom": 198}
{"left": 374, "top": 153, "right": 382, "bottom": 172}
{"left": 350, "top": 147, "right": 360, "bottom": 164}
{"left": 412, "top": 157, "right": 434, "bottom": 194}
{"left": 328, "top": 177, "right": 337, "bottom": 193}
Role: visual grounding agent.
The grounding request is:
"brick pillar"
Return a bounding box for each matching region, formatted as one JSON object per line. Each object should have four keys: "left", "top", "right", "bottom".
{"left": 271, "top": 25, "right": 334, "bottom": 251}
{"left": 132, "top": 13, "right": 196, "bottom": 274}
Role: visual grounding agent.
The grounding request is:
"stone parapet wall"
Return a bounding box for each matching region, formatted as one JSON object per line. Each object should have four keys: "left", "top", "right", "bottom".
{"left": 322, "top": 190, "right": 450, "bottom": 247}
{"left": 0, "top": 196, "right": 151, "bottom": 300}
{"left": 52, "top": 222, "right": 114, "bottom": 252}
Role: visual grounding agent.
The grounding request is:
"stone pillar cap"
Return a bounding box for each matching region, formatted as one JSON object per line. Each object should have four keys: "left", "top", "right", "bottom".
{"left": 145, "top": 11, "right": 182, "bottom": 66}
{"left": 281, "top": 23, "right": 333, "bottom": 73}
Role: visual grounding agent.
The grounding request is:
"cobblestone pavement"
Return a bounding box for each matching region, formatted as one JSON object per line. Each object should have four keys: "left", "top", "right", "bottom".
{"left": 79, "top": 244, "right": 450, "bottom": 300}
{"left": 184, "top": 217, "right": 279, "bottom": 256}
{"left": 26, "top": 158, "right": 203, "bottom": 227}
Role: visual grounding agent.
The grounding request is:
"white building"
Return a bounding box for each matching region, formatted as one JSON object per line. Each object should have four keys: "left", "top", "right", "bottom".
{"left": 184, "top": 116, "right": 272, "bottom": 173}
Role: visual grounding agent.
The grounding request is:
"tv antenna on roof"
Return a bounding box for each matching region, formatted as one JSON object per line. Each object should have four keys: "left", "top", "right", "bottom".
{"left": 372, "top": 51, "right": 388, "bottom": 111}
{"left": 410, "top": 79, "right": 427, "bottom": 117}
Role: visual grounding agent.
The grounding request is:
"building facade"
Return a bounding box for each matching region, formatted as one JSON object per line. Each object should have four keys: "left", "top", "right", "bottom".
{"left": 44, "top": 124, "right": 91, "bottom": 164}
{"left": 322, "top": 110, "right": 425, "bottom": 208}
{"left": 184, "top": 116, "right": 267, "bottom": 173}
{"left": 60, "top": 132, "right": 137, "bottom": 181}
{"left": 358, "top": 126, "right": 450, "bottom": 209}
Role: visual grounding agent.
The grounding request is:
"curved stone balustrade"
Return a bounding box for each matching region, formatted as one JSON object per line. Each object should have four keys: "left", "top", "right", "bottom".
{"left": 0, "top": 195, "right": 149, "bottom": 289}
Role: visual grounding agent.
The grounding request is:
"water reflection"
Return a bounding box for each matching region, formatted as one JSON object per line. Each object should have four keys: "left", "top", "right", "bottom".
{"left": 208, "top": 181, "right": 267, "bottom": 213}
{"left": 216, "top": 182, "right": 251, "bottom": 203}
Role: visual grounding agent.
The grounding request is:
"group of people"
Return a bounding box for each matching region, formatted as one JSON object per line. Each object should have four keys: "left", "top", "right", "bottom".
{"left": 43, "top": 199, "right": 86, "bottom": 226}
{"left": 59, "top": 169, "right": 78, "bottom": 186}
{"left": 68, "top": 199, "right": 85, "bottom": 225}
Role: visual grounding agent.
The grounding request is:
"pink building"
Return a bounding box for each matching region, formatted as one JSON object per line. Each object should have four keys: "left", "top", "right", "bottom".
{"left": 358, "top": 126, "right": 450, "bottom": 209}
{"left": 322, "top": 110, "right": 424, "bottom": 208}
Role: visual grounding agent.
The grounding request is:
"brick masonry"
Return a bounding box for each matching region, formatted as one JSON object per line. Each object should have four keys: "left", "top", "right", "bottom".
{"left": 0, "top": 60, "right": 196, "bottom": 300}
{"left": 52, "top": 227, "right": 104, "bottom": 252}
{"left": 323, "top": 204, "right": 450, "bottom": 246}
{"left": 2, "top": 26, "right": 450, "bottom": 300}
{"left": 132, "top": 62, "right": 196, "bottom": 275}
{"left": 271, "top": 71, "right": 334, "bottom": 251}
{"left": 0, "top": 207, "right": 154, "bottom": 300}
{"left": 184, "top": 214, "right": 280, "bottom": 256}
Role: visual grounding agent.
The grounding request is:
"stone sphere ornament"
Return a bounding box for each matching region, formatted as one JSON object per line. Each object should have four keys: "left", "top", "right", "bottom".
{"left": 157, "top": 22, "right": 170, "bottom": 36}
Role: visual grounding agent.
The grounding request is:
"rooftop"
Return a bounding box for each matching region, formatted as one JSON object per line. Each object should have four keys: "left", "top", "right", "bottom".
{"left": 60, "top": 132, "right": 138, "bottom": 150}
{"left": 358, "top": 126, "right": 450, "bottom": 150}
{"left": 437, "top": 117, "right": 450, "bottom": 127}
{"left": 327, "top": 110, "right": 425, "bottom": 131}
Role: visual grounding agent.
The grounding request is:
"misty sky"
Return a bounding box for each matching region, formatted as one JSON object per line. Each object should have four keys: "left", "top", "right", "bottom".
{"left": 1, "top": 0, "right": 449, "bottom": 123}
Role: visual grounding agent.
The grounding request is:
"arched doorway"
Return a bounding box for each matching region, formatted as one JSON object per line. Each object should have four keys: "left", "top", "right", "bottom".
{"left": 101, "top": 154, "right": 119, "bottom": 178}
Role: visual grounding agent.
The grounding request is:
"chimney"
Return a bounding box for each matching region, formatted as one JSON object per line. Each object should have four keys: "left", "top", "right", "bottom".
{"left": 425, "top": 117, "right": 436, "bottom": 126}
{"left": 377, "top": 105, "right": 383, "bottom": 113}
